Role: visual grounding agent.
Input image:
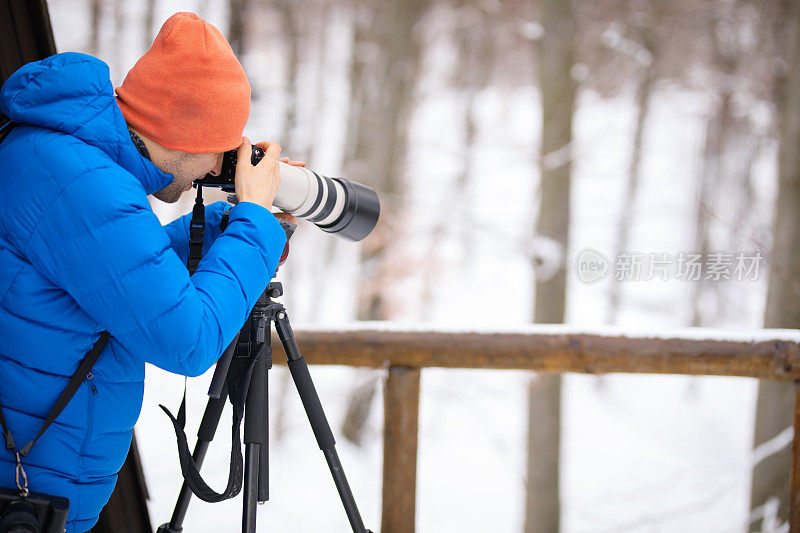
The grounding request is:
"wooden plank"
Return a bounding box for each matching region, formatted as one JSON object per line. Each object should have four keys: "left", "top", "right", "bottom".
{"left": 272, "top": 329, "right": 800, "bottom": 380}
{"left": 381, "top": 367, "right": 420, "bottom": 533}
{"left": 792, "top": 381, "right": 800, "bottom": 533}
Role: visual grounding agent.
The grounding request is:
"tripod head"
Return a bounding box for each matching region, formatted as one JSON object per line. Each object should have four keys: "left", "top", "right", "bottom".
{"left": 274, "top": 218, "right": 296, "bottom": 271}
{"left": 218, "top": 189, "right": 297, "bottom": 270}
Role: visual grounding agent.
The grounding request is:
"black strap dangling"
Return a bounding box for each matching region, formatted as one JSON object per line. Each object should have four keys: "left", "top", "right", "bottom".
{"left": 158, "top": 353, "right": 258, "bottom": 502}
{"left": 0, "top": 330, "right": 111, "bottom": 496}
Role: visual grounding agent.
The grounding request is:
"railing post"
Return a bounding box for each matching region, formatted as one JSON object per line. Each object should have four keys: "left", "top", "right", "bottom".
{"left": 792, "top": 381, "right": 800, "bottom": 533}
{"left": 381, "top": 366, "right": 421, "bottom": 533}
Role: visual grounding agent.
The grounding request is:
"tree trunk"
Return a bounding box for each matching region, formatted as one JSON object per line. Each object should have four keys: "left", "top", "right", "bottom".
{"left": 227, "top": 0, "right": 250, "bottom": 57}
{"left": 691, "top": 5, "right": 746, "bottom": 329}
{"left": 338, "top": 2, "right": 376, "bottom": 445}
{"left": 751, "top": 3, "right": 800, "bottom": 531}
{"left": 340, "top": 0, "right": 426, "bottom": 446}
{"left": 277, "top": 0, "right": 300, "bottom": 150}
{"left": 691, "top": 98, "right": 728, "bottom": 328}
{"left": 111, "top": 0, "right": 124, "bottom": 72}
{"left": 143, "top": 0, "right": 156, "bottom": 49}
{"left": 345, "top": 0, "right": 424, "bottom": 320}
{"left": 453, "top": 2, "right": 496, "bottom": 263}
{"left": 418, "top": 2, "right": 497, "bottom": 316}
{"left": 525, "top": 0, "right": 575, "bottom": 531}
{"left": 608, "top": 30, "right": 655, "bottom": 324}
{"left": 310, "top": 0, "right": 332, "bottom": 164}
{"left": 89, "top": 0, "right": 102, "bottom": 55}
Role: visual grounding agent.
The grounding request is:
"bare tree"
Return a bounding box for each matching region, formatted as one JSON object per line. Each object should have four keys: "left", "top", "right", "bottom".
{"left": 751, "top": 2, "right": 800, "bottom": 530}
{"left": 111, "top": 0, "right": 125, "bottom": 72}
{"left": 526, "top": 0, "right": 575, "bottom": 531}
{"left": 691, "top": 1, "right": 766, "bottom": 329}
{"left": 310, "top": 0, "right": 332, "bottom": 164}
{"left": 228, "top": 0, "right": 251, "bottom": 57}
{"left": 608, "top": 1, "right": 657, "bottom": 324}
{"left": 453, "top": 0, "right": 498, "bottom": 259}
{"left": 143, "top": 0, "right": 156, "bottom": 49}
{"left": 340, "top": 0, "right": 428, "bottom": 446}
{"left": 276, "top": 0, "right": 300, "bottom": 150}
{"left": 89, "top": 0, "right": 103, "bottom": 55}
{"left": 345, "top": 0, "right": 426, "bottom": 320}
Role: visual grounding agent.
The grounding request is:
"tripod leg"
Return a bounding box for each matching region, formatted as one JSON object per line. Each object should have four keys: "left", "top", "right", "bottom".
{"left": 258, "top": 351, "right": 271, "bottom": 503}
{"left": 208, "top": 333, "right": 239, "bottom": 399}
{"left": 242, "top": 443, "right": 260, "bottom": 533}
{"left": 158, "top": 384, "right": 229, "bottom": 533}
{"left": 274, "top": 310, "right": 371, "bottom": 533}
{"left": 242, "top": 342, "right": 269, "bottom": 533}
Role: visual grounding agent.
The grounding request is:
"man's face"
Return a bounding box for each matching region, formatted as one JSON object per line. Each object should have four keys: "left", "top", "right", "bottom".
{"left": 153, "top": 151, "right": 223, "bottom": 203}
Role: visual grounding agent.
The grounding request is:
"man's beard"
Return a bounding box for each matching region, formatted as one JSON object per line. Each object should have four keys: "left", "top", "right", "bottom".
{"left": 153, "top": 179, "right": 184, "bottom": 203}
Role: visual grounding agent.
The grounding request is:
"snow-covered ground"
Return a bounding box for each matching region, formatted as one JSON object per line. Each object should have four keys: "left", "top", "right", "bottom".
{"left": 44, "top": 1, "right": 785, "bottom": 531}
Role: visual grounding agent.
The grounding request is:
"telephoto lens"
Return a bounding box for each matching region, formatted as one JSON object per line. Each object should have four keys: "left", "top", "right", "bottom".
{"left": 195, "top": 146, "right": 380, "bottom": 242}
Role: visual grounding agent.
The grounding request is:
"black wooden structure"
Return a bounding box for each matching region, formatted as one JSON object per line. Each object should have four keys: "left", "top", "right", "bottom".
{"left": 1, "top": 2, "right": 153, "bottom": 532}
{"left": 0, "top": 0, "right": 56, "bottom": 84}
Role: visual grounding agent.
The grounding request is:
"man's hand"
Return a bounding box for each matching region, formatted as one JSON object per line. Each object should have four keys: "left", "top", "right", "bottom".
{"left": 278, "top": 156, "right": 306, "bottom": 168}
{"left": 234, "top": 137, "right": 281, "bottom": 210}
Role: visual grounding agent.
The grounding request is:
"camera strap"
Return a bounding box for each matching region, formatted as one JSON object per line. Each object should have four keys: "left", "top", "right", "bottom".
{"left": 0, "top": 117, "right": 111, "bottom": 495}
{"left": 159, "top": 354, "right": 256, "bottom": 502}
{"left": 0, "top": 331, "right": 110, "bottom": 494}
{"left": 187, "top": 186, "right": 205, "bottom": 274}
{"left": 157, "top": 191, "right": 251, "bottom": 502}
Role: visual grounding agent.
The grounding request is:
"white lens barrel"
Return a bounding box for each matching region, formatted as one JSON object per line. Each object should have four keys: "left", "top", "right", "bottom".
{"left": 270, "top": 161, "right": 380, "bottom": 242}
{"left": 273, "top": 162, "right": 346, "bottom": 224}
{"left": 272, "top": 162, "right": 317, "bottom": 213}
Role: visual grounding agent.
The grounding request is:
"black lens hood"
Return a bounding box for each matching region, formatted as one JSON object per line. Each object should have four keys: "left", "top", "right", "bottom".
{"left": 317, "top": 178, "right": 380, "bottom": 241}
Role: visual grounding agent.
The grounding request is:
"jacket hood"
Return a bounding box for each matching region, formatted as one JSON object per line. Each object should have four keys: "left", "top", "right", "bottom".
{"left": 0, "top": 52, "right": 172, "bottom": 195}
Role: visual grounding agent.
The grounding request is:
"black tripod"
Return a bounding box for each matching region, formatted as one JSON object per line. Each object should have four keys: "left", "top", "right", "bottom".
{"left": 157, "top": 192, "right": 372, "bottom": 533}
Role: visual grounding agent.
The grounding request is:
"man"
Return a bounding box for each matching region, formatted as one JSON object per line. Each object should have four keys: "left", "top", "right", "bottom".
{"left": 0, "top": 12, "right": 296, "bottom": 532}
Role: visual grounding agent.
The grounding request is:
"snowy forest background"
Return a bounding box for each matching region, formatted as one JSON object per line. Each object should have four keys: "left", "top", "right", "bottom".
{"left": 40, "top": 0, "right": 800, "bottom": 531}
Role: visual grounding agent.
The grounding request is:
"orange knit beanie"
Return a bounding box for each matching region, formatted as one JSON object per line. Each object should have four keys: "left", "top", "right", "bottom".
{"left": 116, "top": 12, "right": 250, "bottom": 153}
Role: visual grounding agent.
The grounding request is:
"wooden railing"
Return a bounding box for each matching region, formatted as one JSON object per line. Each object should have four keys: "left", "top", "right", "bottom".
{"left": 272, "top": 324, "right": 800, "bottom": 533}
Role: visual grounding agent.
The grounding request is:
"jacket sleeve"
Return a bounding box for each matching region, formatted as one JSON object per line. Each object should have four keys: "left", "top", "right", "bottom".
{"left": 24, "top": 165, "right": 286, "bottom": 377}
{"left": 162, "top": 201, "right": 232, "bottom": 266}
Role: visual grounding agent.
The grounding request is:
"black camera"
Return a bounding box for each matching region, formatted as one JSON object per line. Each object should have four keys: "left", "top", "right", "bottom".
{"left": 0, "top": 488, "right": 69, "bottom": 533}
{"left": 194, "top": 145, "right": 380, "bottom": 242}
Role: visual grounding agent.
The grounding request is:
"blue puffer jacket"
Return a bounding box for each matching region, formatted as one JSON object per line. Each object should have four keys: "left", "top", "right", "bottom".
{"left": 0, "top": 53, "right": 286, "bottom": 532}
